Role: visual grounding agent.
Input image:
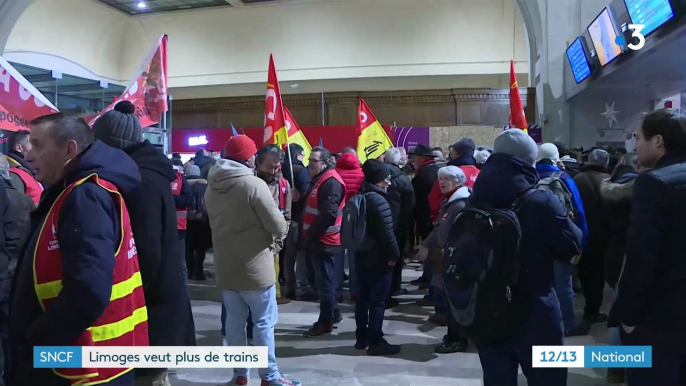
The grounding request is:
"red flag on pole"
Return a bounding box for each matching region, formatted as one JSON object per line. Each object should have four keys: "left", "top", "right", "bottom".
{"left": 0, "top": 56, "right": 58, "bottom": 132}
{"left": 85, "top": 35, "right": 168, "bottom": 128}
{"left": 509, "top": 60, "right": 528, "bottom": 131}
{"left": 264, "top": 54, "right": 288, "bottom": 146}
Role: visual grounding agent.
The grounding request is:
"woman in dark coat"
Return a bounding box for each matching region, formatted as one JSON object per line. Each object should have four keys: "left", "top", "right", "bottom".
{"left": 416, "top": 166, "right": 470, "bottom": 354}
{"left": 185, "top": 165, "right": 213, "bottom": 280}
{"left": 354, "top": 160, "right": 400, "bottom": 356}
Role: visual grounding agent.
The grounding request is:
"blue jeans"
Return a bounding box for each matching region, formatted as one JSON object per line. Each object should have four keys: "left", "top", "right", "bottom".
{"left": 355, "top": 268, "right": 392, "bottom": 345}
{"left": 433, "top": 287, "right": 447, "bottom": 316}
{"left": 313, "top": 250, "right": 338, "bottom": 325}
{"left": 284, "top": 222, "right": 313, "bottom": 297}
{"left": 553, "top": 260, "right": 577, "bottom": 332}
{"left": 222, "top": 285, "right": 280, "bottom": 382}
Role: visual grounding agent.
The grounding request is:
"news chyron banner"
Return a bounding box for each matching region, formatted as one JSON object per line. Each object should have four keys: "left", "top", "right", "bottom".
{"left": 264, "top": 54, "right": 288, "bottom": 147}
{"left": 283, "top": 105, "right": 311, "bottom": 166}
{"left": 85, "top": 35, "right": 168, "bottom": 128}
{"left": 533, "top": 346, "right": 652, "bottom": 368}
{"left": 0, "top": 56, "right": 59, "bottom": 132}
{"left": 35, "top": 346, "right": 268, "bottom": 369}
{"left": 357, "top": 98, "right": 393, "bottom": 164}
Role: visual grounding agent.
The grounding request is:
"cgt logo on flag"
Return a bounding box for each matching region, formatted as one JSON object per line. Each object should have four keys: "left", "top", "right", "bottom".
{"left": 364, "top": 141, "right": 383, "bottom": 160}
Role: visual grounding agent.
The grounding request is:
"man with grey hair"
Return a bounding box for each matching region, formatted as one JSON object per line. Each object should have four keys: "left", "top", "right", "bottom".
{"left": 572, "top": 148, "right": 611, "bottom": 334}
{"left": 383, "top": 148, "right": 415, "bottom": 303}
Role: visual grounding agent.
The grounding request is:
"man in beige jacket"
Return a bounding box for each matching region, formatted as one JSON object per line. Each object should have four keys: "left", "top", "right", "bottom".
{"left": 255, "top": 144, "right": 292, "bottom": 305}
{"left": 205, "top": 135, "right": 296, "bottom": 386}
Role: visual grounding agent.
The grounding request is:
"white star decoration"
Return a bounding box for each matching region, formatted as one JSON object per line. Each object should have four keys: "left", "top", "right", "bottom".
{"left": 602, "top": 101, "right": 620, "bottom": 128}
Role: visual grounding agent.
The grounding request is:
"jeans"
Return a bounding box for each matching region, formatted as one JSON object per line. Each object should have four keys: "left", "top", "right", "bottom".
{"left": 222, "top": 286, "right": 280, "bottom": 382}
{"left": 553, "top": 260, "right": 578, "bottom": 332}
{"left": 284, "top": 222, "right": 312, "bottom": 297}
{"left": 179, "top": 236, "right": 187, "bottom": 286}
{"left": 433, "top": 287, "right": 447, "bottom": 316}
{"left": 347, "top": 250, "right": 358, "bottom": 298}
{"left": 334, "top": 249, "right": 345, "bottom": 297}
{"left": 313, "top": 250, "right": 338, "bottom": 325}
{"left": 355, "top": 268, "right": 392, "bottom": 345}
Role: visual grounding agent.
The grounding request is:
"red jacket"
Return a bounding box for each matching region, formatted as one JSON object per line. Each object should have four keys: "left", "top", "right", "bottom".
{"left": 335, "top": 153, "right": 364, "bottom": 202}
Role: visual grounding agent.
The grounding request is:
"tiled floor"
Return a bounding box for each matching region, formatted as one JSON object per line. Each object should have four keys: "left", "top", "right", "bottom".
{"left": 176, "top": 259, "right": 613, "bottom": 386}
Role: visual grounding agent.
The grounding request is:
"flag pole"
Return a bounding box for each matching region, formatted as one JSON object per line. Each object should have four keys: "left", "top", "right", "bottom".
{"left": 321, "top": 92, "right": 325, "bottom": 125}
{"left": 284, "top": 141, "right": 295, "bottom": 188}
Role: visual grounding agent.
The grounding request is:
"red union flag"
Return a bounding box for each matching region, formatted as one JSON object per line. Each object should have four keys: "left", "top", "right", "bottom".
{"left": 264, "top": 54, "right": 288, "bottom": 146}
{"left": 509, "top": 60, "right": 528, "bottom": 132}
{"left": 86, "top": 35, "right": 168, "bottom": 128}
{"left": 0, "top": 56, "right": 58, "bottom": 132}
{"left": 357, "top": 99, "right": 393, "bottom": 163}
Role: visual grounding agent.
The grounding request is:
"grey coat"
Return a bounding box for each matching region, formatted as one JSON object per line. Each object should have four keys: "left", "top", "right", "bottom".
{"left": 421, "top": 186, "right": 470, "bottom": 288}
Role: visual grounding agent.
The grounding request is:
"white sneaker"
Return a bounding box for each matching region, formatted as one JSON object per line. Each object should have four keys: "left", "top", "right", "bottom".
{"left": 222, "top": 337, "right": 228, "bottom": 346}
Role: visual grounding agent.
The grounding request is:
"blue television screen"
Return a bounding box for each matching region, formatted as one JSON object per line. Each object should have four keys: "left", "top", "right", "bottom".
{"left": 624, "top": 0, "right": 675, "bottom": 36}
{"left": 566, "top": 37, "right": 592, "bottom": 83}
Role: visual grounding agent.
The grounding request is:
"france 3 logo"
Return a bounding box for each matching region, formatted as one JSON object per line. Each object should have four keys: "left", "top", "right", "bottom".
{"left": 616, "top": 24, "right": 646, "bottom": 51}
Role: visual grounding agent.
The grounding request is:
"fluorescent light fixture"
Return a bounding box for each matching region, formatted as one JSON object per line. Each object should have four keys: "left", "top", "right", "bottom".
{"left": 137, "top": 2, "right": 147, "bottom": 8}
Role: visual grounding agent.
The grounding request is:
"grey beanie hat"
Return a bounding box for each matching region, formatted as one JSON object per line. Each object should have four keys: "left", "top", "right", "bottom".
{"left": 493, "top": 129, "right": 538, "bottom": 166}
{"left": 92, "top": 101, "right": 143, "bottom": 150}
{"left": 186, "top": 165, "right": 201, "bottom": 177}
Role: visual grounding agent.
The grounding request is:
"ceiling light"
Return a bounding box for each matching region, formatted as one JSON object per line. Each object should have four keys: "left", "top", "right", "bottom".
{"left": 137, "top": 2, "right": 147, "bottom": 8}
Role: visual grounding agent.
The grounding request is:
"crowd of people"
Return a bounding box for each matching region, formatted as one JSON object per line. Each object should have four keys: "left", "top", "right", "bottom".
{"left": 0, "top": 104, "right": 684, "bottom": 386}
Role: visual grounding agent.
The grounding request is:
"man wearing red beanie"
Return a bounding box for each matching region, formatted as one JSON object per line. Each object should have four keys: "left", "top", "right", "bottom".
{"left": 206, "top": 135, "right": 297, "bottom": 386}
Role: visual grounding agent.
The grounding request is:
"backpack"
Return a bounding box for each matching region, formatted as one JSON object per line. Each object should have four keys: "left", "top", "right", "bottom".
{"left": 442, "top": 190, "right": 534, "bottom": 343}
{"left": 341, "top": 192, "right": 374, "bottom": 251}
{"left": 187, "top": 185, "right": 207, "bottom": 221}
{"left": 536, "top": 171, "right": 576, "bottom": 220}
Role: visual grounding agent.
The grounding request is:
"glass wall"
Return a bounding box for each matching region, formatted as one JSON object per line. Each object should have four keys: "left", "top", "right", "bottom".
{"left": 9, "top": 62, "right": 126, "bottom": 115}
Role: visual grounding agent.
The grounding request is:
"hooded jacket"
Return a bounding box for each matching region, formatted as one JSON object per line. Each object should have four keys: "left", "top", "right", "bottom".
{"left": 9, "top": 141, "right": 141, "bottom": 384}
{"left": 206, "top": 159, "right": 287, "bottom": 291}
{"left": 335, "top": 153, "right": 364, "bottom": 202}
{"left": 122, "top": 140, "right": 196, "bottom": 347}
{"left": 470, "top": 153, "right": 582, "bottom": 333}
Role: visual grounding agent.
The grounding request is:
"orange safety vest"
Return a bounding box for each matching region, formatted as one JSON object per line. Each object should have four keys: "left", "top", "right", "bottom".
{"left": 33, "top": 173, "right": 149, "bottom": 385}
{"left": 171, "top": 171, "right": 187, "bottom": 230}
{"left": 6, "top": 156, "right": 43, "bottom": 205}
{"left": 302, "top": 169, "right": 346, "bottom": 246}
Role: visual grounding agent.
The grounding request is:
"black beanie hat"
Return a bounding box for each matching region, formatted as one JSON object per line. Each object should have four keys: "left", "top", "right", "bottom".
{"left": 92, "top": 101, "right": 143, "bottom": 150}
{"left": 451, "top": 138, "right": 476, "bottom": 158}
{"left": 362, "top": 159, "right": 389, "bottom": 184}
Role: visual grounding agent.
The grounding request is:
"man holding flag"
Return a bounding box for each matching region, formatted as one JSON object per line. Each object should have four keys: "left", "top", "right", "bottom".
{"left": 357, "top": 99, "right": 394, "bottom": 164}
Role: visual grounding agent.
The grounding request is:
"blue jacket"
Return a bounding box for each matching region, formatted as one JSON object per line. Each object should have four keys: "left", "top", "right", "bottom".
{"left": 470, "top": 153, "right": 582, "bottom": 334}
{"left": 9, "top": 141, "right": 141, "bottom": 383}
{"left": 536, "top": 162, "right": 589, "bottom": 248}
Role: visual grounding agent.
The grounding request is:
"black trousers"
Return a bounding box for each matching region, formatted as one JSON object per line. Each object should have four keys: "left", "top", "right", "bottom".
{"left": 577, "top": 244, "right": 605, "bottom": 317}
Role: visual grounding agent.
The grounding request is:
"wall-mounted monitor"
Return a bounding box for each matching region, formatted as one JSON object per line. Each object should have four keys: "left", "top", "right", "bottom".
{"left": 587, "top": 8, "right": 623, "bottom": 66}
{"left": 566, "top": 37, "right": 593, "bottom": 83}
{"left": 624, "top": 0, "right": 676, "bottom": 37}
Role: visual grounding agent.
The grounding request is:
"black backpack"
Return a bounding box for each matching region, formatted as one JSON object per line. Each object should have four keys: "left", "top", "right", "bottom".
{"left": 341, "top": 192, "right": 374, "bottom": 251}
{"left": 442, "top": 190, "right": 534, "bottom": 343}
{"left": 187, "top": 184, "right": 208, "bottom": 221}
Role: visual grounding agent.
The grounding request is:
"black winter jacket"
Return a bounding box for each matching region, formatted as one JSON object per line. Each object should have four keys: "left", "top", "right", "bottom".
{"left": 609, "top": 153, "right": 686, "bottom": 352}
{"left": 412, "top": 160, "right": 439, "bottom": 236}
{"left": 9, "top": 141, "right": 140, "bottom": 385}
{"left": 470, "top": 153, "right": 582, "bottom": 333}
{"left": 123, "top": 140, "right": 196, "bottom": 347}
{"left": 282, "top": 158, "right": 310, "bottom": 223}
{"left": 386, "top": 164, "right": 415, "bottom": 237}
{"left": 356, "top": 183, "right": 400, "bottom": 270}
